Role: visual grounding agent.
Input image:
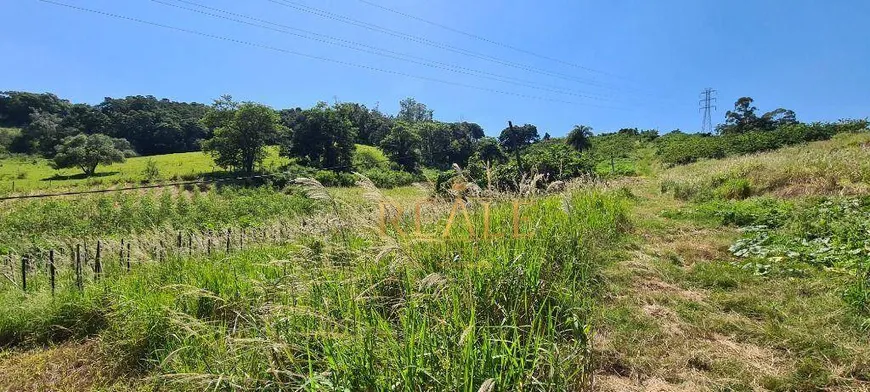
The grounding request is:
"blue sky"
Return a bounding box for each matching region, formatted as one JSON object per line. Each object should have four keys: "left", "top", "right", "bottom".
{"left": 2, "top": 0, "right": 868, "bottom": 137}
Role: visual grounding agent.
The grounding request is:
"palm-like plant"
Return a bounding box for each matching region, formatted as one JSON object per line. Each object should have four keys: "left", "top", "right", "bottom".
{"left": 566, "top": 125, "right": 594, "bottom": 152}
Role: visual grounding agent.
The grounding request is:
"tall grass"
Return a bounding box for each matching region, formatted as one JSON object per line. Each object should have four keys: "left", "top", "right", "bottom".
{"left": 0, "top": 186, "right": 316, "bottom": 254}
{"left": 661, "top": 132, "right": 870, "bottom": 201}
{"left": 0, "top": 187, "right": 630, "bottom": 390}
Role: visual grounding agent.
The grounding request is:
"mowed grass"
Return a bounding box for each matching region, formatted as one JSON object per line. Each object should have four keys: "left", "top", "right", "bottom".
{"left": 0, "top": 147, "right": 289, "bottom": 194}
{"left": 0, "top": 187, "right": 631, "bottom": 391}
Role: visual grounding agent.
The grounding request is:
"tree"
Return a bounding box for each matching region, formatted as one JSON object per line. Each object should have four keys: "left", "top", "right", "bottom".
{"left": 498, "top": 123, "right": 539, "bottom": 173}
{"left": 335, "top": 102, "right": 394, "bottom": 146}
{"left": 283, "top": 102, "right": 356, "bottom": 170}
{"left": 416, "top": 121, "right": 479, "bottom": 169}
{"left": 566, "top": 124, "right": 594, "bottom": 152}
{"left": 474, "top": 136, "right": 506, "bottom": 164}
{"left": 16, "top": 111, "right": 77, "bottom": 156}
{"left": 0, "top": 91, "right": 70, "bottom": 127}
{"left": 522, "top": 140, "right": 593, "bottom": 181}
{"left": 719, "top": 97, "right": 759, "bottom": 135}
{"left": 397, "top": 97, "right": 433, "bottom": 124}
{"left": 760, "top": 108, "right": 798, "bottom": 130}
{"left": 380, "top": 121, "right": 421, "bottom": 172}
{"left": 202, "top": 101, "right": 282, "bottom": 173}
{"left": 53, "top": 133, "right": 134, "bottom": 176}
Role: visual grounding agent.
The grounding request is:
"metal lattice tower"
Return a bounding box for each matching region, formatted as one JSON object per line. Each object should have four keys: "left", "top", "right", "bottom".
{"left": 699, "top": 88, "right": 717, "bottom": 133}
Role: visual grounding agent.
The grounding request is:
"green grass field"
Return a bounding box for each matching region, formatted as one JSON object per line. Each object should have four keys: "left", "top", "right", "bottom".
{"left": 0, "top": 147, "right": 289, "bottom": 194}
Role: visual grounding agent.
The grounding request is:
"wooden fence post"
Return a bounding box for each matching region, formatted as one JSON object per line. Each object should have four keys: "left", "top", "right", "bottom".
{"left": 159, "top": 240, "right": 165, "bottom": 262}
{"left": 207, "top": 235, "right": 213, "bottom": 256}
{"left": 76, "top": 244, "right": 82, "bottom": 290}
{"left": 94, "top": 240, "right": 102, "bottom": 281}
{"left": 226, "top": 229, "right": 232, "bottom": 253}
{"left": 188, "top": 233, "right": 193, "bottom": 256}
{"left": 49, "top": 250, "right": 56, "bottom": 296}
{"left": 126, "top": 242, "right": 131, "bottom": 272}
{"left": 120, "top": 239, "right": 125, "bottom": 267}
{"left": 20, "top": 255, "right": 27, "bottom": 291}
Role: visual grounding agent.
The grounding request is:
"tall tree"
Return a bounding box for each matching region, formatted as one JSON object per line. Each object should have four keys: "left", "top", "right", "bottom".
{"left": 380, "top": 121, "right": 422, "bottom": 172}
{"left": 53, "top": 133, "right": 134, "bottom": 176}
{"left": 719, "top": 97, "right": 759, "bottom": 134}
{"left": 202, "top": 101, "right": 282, "bottom": 173}
{"left": 282, "top": 102, "right": 356, "bottom": 170}
{"left": 498, "top": 123, "right": 539, "bottom": 173}
{"left": 566, "top": 125, "right": 594, "bottom": 152}
{"left": 397, "top": 97, "right": 433, "bottom": 124}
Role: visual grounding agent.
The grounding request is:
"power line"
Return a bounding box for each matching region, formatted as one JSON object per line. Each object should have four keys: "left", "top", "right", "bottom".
{"left": 35, "top": 0, "right": 616, "bottom": 107}
{"left": 354, "top": 0, "right": 627, "bottom": 80}
{"left": 150, "top": 0, "right": 620, "bottom": 103}
{"left": 699, "top": 88, "right": 717, "bottom": 133}
{"left": 262, "top": 0, "right": 628, "bottom": 91}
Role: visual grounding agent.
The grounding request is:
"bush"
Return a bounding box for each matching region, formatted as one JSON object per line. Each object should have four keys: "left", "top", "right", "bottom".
{"left": 0, "top": 127, "right": 20, "bottom": 154}
{"left": 353, "top": 144, "right": 390, "bottom": 171}
{"left": 360, "top": 168, "right": 421, "bottom": 188}
{"left": 313, "top": 170, "right": 357, "bottom": 187}
{"left": 656, "top": 134, "right": 725, "bottom": 165}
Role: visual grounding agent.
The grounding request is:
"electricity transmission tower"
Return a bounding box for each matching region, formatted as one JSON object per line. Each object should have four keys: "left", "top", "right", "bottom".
{"left": 699, "top": 88, "right": 717, "bottom": 133}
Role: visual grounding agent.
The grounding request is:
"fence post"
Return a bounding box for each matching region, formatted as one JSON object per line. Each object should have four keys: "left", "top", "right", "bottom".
{"left": 207, "top": 235, "right": 213, "bottom": 256}
{"left": 188, "top": 233, "right": 193, "bottom": 256}
{"left": 126, "top": 242, "right": 131, "bottom": 272}
{"left": 94, "top": 240, "right": 102, "bottom": 281}
{"left": 177, "top": 232, "right": 183, "bottom": 250}
{"left": 76, "top": 244, "right": 82, "bottom": 290}
{"left": 240, "top": 229, "right": 244, "bottom": 248}
{"left": 120, "top": 239, "right": 125, "bottom": 267}
{"left": 226, "top": 229, "right": 232, "bottom": 253}
{"left": 21, "top": 255, "right": 27, "bottom": 291}
{"left": 49, "top": 250, "right": 56, "bottom": 296}
{"left": 159, "top": 240, "right": 165, "bottom": 262}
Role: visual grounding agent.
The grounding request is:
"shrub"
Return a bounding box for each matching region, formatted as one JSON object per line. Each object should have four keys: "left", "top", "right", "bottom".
{"left": 142, "top": 159, "right": 160, "bottom": 182}
{"left": 313, "top": 170, "right": 356, "bottom": 187}
{"left": 359, "top": 168, "right": 421, "bottom": 188}
{"left": 353, "top": 144, "right": 390, "bottom": 171}
{"left": 714, "top": 178, "right": 753, "bottom": 200}
{"left": 656, "top": 134, "right": 725, "bottom": 165}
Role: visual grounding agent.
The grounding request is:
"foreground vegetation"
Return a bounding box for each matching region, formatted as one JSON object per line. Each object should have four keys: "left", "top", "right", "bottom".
{"left": 2, "top": 89, "right": 869, "bottom": 390}
{"left": 0, "top": 180, "right": 630, "bottom": 390}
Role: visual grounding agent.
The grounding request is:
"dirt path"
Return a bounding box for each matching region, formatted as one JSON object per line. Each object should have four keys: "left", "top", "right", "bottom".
{"left": 593, "top": 180, "right": 870, "bottom": 391}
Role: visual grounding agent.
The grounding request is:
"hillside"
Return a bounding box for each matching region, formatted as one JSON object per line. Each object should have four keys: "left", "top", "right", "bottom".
{"left": 0, "top": 147, "right": 288, "bottom": 194}
{"left": 1, "top": 133, "right": 869, "bottom": 391}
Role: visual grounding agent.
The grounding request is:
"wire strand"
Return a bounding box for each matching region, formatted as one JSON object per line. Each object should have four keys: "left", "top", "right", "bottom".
{"left": 35, "top": 0, "right": 622, "bottom": 107}
{"left": 263, "top": 0, "right": 631, "bottom": 90}
{"left": 151, "top": 0, "right": 623, "bottom": 103}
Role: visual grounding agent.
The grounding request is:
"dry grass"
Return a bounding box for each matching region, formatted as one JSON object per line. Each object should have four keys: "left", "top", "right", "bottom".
{"left": 0, "top": 340, "right": 141, "bottom": 391}
{"left": 661, "top": 132, "right": 870, "bottom": 199}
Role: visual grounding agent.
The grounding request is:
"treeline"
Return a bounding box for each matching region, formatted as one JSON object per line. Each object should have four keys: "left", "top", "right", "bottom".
{"left": 0, "top": 92, "right": 208, "bottom": 156}
{"left": 656, "top": 97, "right": 868, "bottom": 165}
{"left": 194, "top": 95, "right": 595, "bottom": 189}
{"left": 3, "top": 91, "right": 866, "bottom": 189}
